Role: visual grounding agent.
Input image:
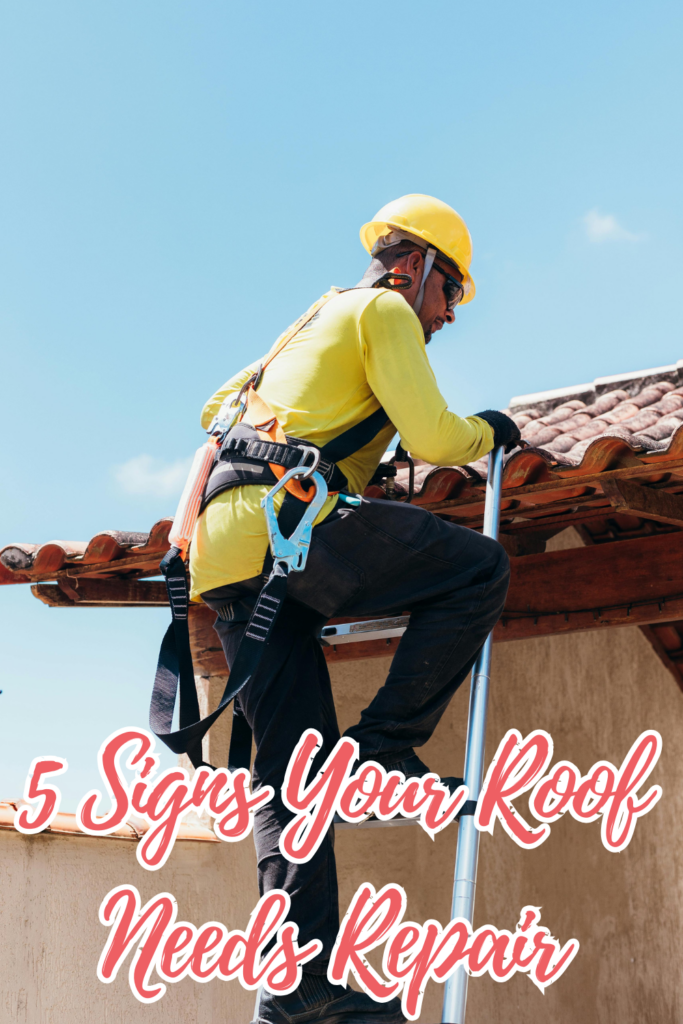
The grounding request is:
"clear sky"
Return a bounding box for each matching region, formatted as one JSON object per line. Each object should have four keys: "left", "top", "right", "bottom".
{"left": 1, "top": 0, "right": 681, "bottom": 809}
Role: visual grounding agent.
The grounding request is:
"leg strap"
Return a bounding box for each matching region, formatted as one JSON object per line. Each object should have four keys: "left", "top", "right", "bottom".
{"left": 150, "top": 490, "right": 310, "bottom": 770}
{"left": 150, "top": 552, "right": 289, "bottom": 769}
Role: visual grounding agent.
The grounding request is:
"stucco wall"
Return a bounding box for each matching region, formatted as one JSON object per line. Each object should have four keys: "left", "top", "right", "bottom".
{"left": 0, "top": 827, "right": 259, "bottom": 1023}
{"left": 330, "top": 622, "right": 683, "bottom": 1022}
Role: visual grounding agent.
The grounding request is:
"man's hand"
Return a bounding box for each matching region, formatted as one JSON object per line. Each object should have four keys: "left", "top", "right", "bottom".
{"left": 474, "top": 410, "right": 522, "bottom": 453}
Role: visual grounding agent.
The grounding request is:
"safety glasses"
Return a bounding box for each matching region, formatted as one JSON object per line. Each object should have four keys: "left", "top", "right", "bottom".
{"left": 430, "top": 262, "right": 465, "bottom": 310}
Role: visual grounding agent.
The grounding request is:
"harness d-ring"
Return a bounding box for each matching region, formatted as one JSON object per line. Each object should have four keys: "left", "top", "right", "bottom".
{"left": 296, "top": 446, "right": 321, "bottom": 479}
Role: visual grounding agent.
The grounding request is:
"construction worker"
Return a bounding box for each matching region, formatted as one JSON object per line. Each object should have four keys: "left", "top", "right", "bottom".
{"left": 191, "top": 195, "right": 518, "bottom": 1024}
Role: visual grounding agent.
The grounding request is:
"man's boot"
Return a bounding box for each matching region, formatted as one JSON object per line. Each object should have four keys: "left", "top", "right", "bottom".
{"left": 252, "top": 974, "right": 405, "bottom": 1023}
{"left": 358, "top": 750, "right": 464, "bottom": 796}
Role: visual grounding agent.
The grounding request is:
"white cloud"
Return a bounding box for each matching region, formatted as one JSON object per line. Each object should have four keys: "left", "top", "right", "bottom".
{"left": 583, "top": 208, "right": 641, "bottom": 243}
{"left": 113, "top": 454, "right": 192, "bottom": 498}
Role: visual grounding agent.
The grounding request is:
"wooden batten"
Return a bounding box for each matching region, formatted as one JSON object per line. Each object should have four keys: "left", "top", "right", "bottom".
{"left": 32, "top": 581, "right": 168, "bottom": 607}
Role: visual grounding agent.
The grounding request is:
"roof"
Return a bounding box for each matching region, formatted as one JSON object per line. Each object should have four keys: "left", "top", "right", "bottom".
{"left": 3, "top": 361, "right": 683, "bottom": 588}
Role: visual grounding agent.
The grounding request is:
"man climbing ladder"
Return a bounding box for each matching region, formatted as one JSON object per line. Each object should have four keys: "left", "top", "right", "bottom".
{"left": 166, "top": 194, "right": 518, "bottom": 1023}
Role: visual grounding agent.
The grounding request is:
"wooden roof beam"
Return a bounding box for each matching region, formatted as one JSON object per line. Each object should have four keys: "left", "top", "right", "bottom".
{"left": 602, "top": 478, "right": 683, "bottom": 527}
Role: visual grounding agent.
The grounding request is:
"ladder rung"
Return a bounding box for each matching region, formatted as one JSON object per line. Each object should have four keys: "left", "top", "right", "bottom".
{"left": 319, "top": 615, "right": 410, "bottom": 646}
{"left": 334, "top": 812, "right": 458, "bottom": 830}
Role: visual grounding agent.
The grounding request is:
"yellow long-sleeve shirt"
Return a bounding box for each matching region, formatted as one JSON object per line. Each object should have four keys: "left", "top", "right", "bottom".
{"left": 189, "top": 286, "right": 493, "bottom": 599}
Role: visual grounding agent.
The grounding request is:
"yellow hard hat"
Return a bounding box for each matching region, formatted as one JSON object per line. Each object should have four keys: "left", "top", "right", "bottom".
{"left": 360, "top": 193, "right": 476, "bottom": 304}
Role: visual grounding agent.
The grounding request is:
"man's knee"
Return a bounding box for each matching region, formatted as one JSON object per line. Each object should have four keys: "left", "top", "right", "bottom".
{"left": 474, "top": 535, "right": 510, "bottom": 614}
{"left": 487, "top": 535, "right": 510, "bottom": 578}
{"left": 465, "top": 530, "right": 509, "bottom": 582}
{"left": 487, "top": 538, "right": 511, "bottom": 616}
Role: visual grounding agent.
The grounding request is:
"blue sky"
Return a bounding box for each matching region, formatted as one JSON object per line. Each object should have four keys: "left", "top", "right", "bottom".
{"left": 1, "top": 0, "right": 681, "bottom": 809}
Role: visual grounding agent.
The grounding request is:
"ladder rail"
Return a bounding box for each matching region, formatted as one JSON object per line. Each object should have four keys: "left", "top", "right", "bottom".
{"left": 442, "top": 445, "right": 505, "bottom": 1024}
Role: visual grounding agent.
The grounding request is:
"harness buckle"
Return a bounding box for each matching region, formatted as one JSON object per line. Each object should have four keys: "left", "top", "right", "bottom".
{"left": 261, "top": 467, "right": 329, "bottom": 575}
{"left": 207, "top": 394, "right": 247, "bottom": 438}
{"left": 206, "top": 365, "right": 264, "bottom": 439}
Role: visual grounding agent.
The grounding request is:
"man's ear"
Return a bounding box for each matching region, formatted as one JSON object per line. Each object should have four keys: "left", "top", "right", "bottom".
{"left": 390, "top": 251, "right": 422, "bottom": 277}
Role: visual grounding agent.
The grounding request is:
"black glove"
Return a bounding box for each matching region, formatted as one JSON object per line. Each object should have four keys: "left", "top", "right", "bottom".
{"left": 474, "top": 409, "right": 522, "bottom": 453}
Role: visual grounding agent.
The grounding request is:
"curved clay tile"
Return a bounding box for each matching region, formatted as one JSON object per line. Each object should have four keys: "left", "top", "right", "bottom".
{"left": 409, "top": 467, "right": 470, "bottom": 504}
{"left": 656, "top": 421, "right": 683, "bottom": 458}
{"left": 82, "top": 531, "right": 150, "bottom": 564}
{"left": 545, "top": 434, "right": 582, "bottom": 454}
{"left": 530, "top": 425, "right": 565, "bottom": 446}
{"left": 0, "top": 544, "right": 36, "bottom": 585}
{"left": 512, "top": 410, "right": 540, "bottom": 428}
{"left": 0, "top": 563, "right": 30, "bottom": 585}
{"left": 542, "top": 399, "right": 587, "bottom": 426}
{"left": 651, "top": 394, "right": 683, "bottom": 413}
{"left": 550, "top": 412, "right": 592, "bottom": 435}
{"left": 595, "top": 401, "right": 641, "bottom": 425}
{"left": 583, "top": 389, "right": 630, "bottom": 415}
{"left": 130, "top": 518, "right": 173, "bottom": 553}
{"left": 640, "top": 413, "right": 683, "bottom": 441}
{"left": 32, "top": 541, "right": 88, "bottom": 576}
{"left": 630, "top": 382, "right": 675, "bottom": 407}
{"left": 0, "top": 543, "right": 39, "bottom": 571}
{"left": 614, "top": 409, "right": 661, "bottom": 434}
{"left": 563, "top": 434, "right": 644, "bottom": 472}
{"left": 564, "top": 420, "right": 609, "bottom": 446}
{"left": 500, "top": 448, "right": 557, "bottom": 488}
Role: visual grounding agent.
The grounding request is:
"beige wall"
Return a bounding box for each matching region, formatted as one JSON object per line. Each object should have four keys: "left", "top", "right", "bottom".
{"left": 3, "top": 528, "right": 682, "bottom": 1023}
{"left": 0, "top": 828, "right": 259, "bottom": 1023}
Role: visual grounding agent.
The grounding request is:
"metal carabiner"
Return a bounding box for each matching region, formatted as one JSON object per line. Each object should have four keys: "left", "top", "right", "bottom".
{"left": 261, "top": 466, "right": 329, "bottom": 574}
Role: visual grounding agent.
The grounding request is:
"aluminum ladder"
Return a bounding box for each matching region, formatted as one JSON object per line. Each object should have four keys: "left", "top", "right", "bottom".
{"left": 322, "top": 446, "right": 505, "bottom": 1022}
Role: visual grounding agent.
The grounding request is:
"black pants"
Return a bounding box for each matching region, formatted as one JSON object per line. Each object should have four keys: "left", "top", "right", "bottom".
{"left": 203, "top": 497, "right": 510, "bottom": 968}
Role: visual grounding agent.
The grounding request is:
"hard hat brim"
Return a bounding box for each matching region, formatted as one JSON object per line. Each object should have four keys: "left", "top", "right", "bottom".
{"left": 360, "top": 218, "right": 475, "bottom": 304}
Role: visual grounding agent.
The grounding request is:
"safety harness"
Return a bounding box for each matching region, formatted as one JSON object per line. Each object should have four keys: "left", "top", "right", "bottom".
{"left": 150, "top": 289, "right": 391, "bottom": 771}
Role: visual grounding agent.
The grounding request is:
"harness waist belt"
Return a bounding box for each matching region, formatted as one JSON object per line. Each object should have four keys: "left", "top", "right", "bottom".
{"left": 218, "top": 434, "right": 339, "bottom": 486}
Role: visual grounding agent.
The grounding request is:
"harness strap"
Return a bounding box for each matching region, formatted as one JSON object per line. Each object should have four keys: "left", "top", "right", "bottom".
{"left": 152, "top": 555, "right": 290, "bottom": 769}
{"left": 319, "top": 406, "right": 390, "bottom": 462}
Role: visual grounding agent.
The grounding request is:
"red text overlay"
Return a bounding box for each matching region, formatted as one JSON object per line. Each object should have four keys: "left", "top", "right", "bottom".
{"left": 476, "top": 728, "right": 662, "bottom": 851}
{"left": 98, "top": 885, "right": 321, "bottom": 1002}
{"left": 17, "top": 726, "right": 662, "bottom": 865}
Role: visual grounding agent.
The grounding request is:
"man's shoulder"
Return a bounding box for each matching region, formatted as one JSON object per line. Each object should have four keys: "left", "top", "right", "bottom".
{"left": 326, "top": 285, "right": 414, "bottom": 321}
